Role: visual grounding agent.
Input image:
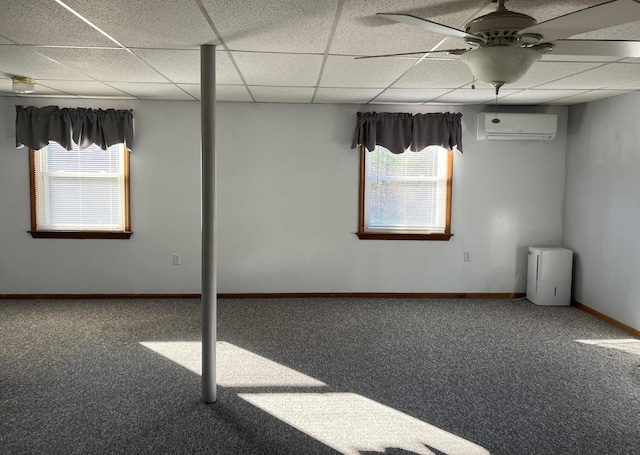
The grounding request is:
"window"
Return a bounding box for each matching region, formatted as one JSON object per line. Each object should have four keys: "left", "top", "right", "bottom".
{"left": 357, "top": 145, "right": 453, "bottom": 240}
{"left": 29, "top": 142, "right": 131, "bottom": 239}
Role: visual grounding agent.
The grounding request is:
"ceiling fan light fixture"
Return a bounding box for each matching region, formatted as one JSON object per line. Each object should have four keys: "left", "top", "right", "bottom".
{"left": 11, "top": 76, "right": 36, "bottom": 94}
{"left": 460, "top": 46, "right": 541, "bottom": 86}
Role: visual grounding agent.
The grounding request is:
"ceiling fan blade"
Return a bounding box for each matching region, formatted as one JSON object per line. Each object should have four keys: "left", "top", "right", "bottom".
{"left": 519, "top": 0, "right": 640, "bottom": 42}
{"left": 377, "top": 13, "right": 483, "bottom": 41}
{"left": 551, "top": 39, "right": 640, "bottom": 57}
{"left": 356, "top": 49, "right": 466, "bottom": 60}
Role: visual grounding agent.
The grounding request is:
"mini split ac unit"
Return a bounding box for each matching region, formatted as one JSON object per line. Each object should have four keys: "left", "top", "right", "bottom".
{"left": 477, "top": 113, "right": 557, "bottom": 141}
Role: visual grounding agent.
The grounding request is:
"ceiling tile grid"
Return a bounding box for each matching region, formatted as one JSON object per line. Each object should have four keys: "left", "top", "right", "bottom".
{"left": 200, "top": 0, "right": 337, "bottom": 53}
{"left": 232, "top": 52, "right": 324, "bottom": 87}
{"left": 372, "top": 88, "right": 452, "bottom": 104}
{"left": 537, "top": 62, "right": 640, "bottom": 90}
{"left": 250, "top": 86, "right": 315, "bottom": 103}
{"left": 393, "top": 59, "right": 474, "bottom": 89}
{"left": 132, "top": 49, "right": 243, "bottom": 85}
{"left": 313, "top": 88, "right": 384, "bottom": 104}
{"left": 0, "top": 0, "right": 115, "bottom": 46}
{"left": 62, "top": 0, "right": 217, "bottom": 48}
{"left": 504, "top": 0, "right": 605, "bottom": 24}
{"left": 33, "top": 48, "right": 169, "bottom": 83}
{"left": 211, "top": 85, "right": 254, "bottom": 102}
{"left": 320, "top": 56, "right": 415, "bottom": 89}
{"left": 37, "top": 80, "right": 132, "bottom": 97}
{"left": 1, "top": 0, "right": 640, "bottom": 104}
{"left": 497, "top": 89, "right": 590, "bottom": 105}
{"left": 0, "top": 45, "right": 94, "bottom": 81}
{"left": 0, "top": 77, "right": 67, "bottom": 96}
{"left": 106, "top": 82, "right": 194, "bottom": 100}
{"left": 432, "top": 88, "right": 520, "bottom": 105}
{"left": 507, "top": 62, "right": 604, "bottom": 89}
{"left": 547, "top": 89, "right": 633, "bottom": 104}
{"left": 329, "top": 0, "right": 488, "bottom": 56}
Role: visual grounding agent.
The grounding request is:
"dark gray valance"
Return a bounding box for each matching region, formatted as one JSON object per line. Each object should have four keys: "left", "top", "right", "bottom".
{"left": 15, "top": 105, "right": 134, "bottom": 152}
{"left": 351, "top": 111, "right": 462, "bottom": 154}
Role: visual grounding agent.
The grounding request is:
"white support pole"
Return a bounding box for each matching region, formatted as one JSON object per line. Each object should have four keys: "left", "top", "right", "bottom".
{"left": 201, "top": 44, "right": 217, "bottom": 403}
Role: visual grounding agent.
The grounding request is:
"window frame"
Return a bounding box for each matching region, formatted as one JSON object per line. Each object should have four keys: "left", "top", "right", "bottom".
{"left": 28, "top": 143, "right": 132, "bottom": 239}
{"left": 357, "top": 145, "right": 454, "bottom": 241}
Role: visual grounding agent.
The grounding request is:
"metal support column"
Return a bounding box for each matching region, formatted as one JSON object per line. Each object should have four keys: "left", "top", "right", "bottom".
{"left": 201, "top": 44, "right": 217, "bottom": 403}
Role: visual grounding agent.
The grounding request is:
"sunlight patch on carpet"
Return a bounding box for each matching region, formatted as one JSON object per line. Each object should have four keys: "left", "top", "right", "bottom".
{"left": 141, "top": 341, "right": 489, "bottom": 454}
{"left": 576, "top": 339, "right": 640, "bottom": 356}
{"left": 238, "top": 392, "right": 490, "bottom": 455}
{"left": 140, "top": 341, "right": 326, "bottom": 387}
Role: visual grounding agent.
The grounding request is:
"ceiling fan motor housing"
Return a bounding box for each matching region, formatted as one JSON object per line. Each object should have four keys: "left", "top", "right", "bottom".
{"left": 465, "top": 10, "right": 538, "bottom": 45}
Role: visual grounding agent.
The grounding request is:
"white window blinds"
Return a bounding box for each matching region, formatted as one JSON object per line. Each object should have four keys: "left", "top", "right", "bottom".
{"left": 364, "top": 145, "right": 449, "bottom": 232}
{"left": 33, "top": 142, "right": 126, "bottom": 231}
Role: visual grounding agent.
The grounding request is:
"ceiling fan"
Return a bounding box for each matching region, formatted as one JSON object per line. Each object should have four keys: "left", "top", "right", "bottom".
{"left": 367, "top": 0, "right": 640, "bottom": 93}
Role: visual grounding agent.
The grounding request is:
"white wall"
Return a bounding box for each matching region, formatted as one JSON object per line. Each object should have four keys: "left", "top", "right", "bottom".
{"left": 0, "top": 96, "right": 567, "bottom": 294}
{"left": 564, "top": 93, "right": 640, "bottom": 332}
{"left": 0, "top": 98, "right": 202, "bottom": 294}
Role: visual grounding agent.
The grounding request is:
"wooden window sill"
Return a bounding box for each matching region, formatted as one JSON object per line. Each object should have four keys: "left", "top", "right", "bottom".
{"left": 28, "top": 231, "right": 133, "bottom": 239}
{"left": 356, "top": 232, "right": 453, "bottom": 241}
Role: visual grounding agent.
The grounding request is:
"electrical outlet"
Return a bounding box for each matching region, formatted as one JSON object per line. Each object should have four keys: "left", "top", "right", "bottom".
{"left": 172, "top": 253, "right": 181, "bottom": 265}
{"left": 463, "top": 251, "right": 471, "bottom": 262}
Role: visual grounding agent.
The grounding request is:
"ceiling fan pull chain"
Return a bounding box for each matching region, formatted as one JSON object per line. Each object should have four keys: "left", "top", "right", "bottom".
{"left": 493, "top": 85, "right": 501, "bottom": 124}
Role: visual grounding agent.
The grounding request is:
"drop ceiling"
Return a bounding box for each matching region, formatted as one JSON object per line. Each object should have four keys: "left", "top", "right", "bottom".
{"left": 1, "top": 0, "right": 640, "bottom": 105}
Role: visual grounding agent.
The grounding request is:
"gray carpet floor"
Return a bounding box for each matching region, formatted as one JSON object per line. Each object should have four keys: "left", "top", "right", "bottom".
{"left": 1, "top": 298, "right": 639, "bottom": 454}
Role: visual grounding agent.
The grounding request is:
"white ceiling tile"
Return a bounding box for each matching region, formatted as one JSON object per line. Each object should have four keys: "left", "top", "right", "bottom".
{"left": 509, "top": 62, "right": 602, "bottom": 88}
{"left": 177, "top": 84, "right": 201, "bottom": 100}
{"left": 0, "top": 0, "right": 115, "bottom": 46}
{"left": 35, "top": 48, "right": 167, "bottom": 83}
{"left": 250, "top": 86, "right": 315, "bottom": 103}
{"left": 430, "top": 89, "right": 519, "bottom": 105}
{"left": 313, "top": 88, "right": 383, "bottom": 104}
{"left": 497, "top": 89, "right": 589, "bottom": 105}
{"left": 132, "top": 49, "right": 242, "bottom": 85}
{"left": 606, "top": 79, "right": 640, "bottom": 90}
{"left": 620, "top": 57, "right": 640, "bottom": 63}
{"left": 547, "top": 90, "right": 633, "bottom": 105}
{"left": 321, "top": 56, "right": 414, "bottom": 88}
{"left": 0, "top": 45, "right": 92, "bottom": 81}
{"left": 200, "top": 0, "right": 336, "bottom": 53}
{"left": 233, "top": 53, "right": 322, "bottom": 86}
{"left": 217, "top": 85, "right": 254, "bottom": 102}
{"left": 372, "top": 89, "right": 451, "bottom": 104}
{"left": 62, "top": 0, "right": 215, "bottom": 48}
{"left": 330, "top": 0, "right": 491, "bottom": 56}
{"left": 394, "top": 59, "right": 473, "bottom": 89}
{"left": 502, "top": 1, "right": 604, "bottom": 24}
{"left": 537, "top": 63, "right": 640, "bottom": 89}
{"left": 38, "top": 80, "right": 131, "bottom": 97}
{"left": 107, "top": 83, "right": 194, "bottom": 100}
{"left": 178, "top": 84, "right": 254, "bottom": 102}
{"left": 573, "top": 21, "right": 640, "bottom": 41}
{"left": 1, "top": 0, "right": 639, "bottom": 104}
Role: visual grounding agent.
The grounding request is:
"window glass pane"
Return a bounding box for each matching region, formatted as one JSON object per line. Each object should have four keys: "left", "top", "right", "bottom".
{"left": 365, "top": 145, "right": 448, "bottom": 232}
{"left": 34, "top": 142, "right": 126, "bottom": 231}
{"left": 45, "top": 141, "right": 122, "bottom": 174}
{"left": 369, "top": 147, "right": 439, "bottom": 178}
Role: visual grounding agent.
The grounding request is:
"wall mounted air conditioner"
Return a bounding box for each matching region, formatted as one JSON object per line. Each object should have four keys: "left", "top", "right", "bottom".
{"left": 477, "top": 113, "right": 557, "bottom": 141}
